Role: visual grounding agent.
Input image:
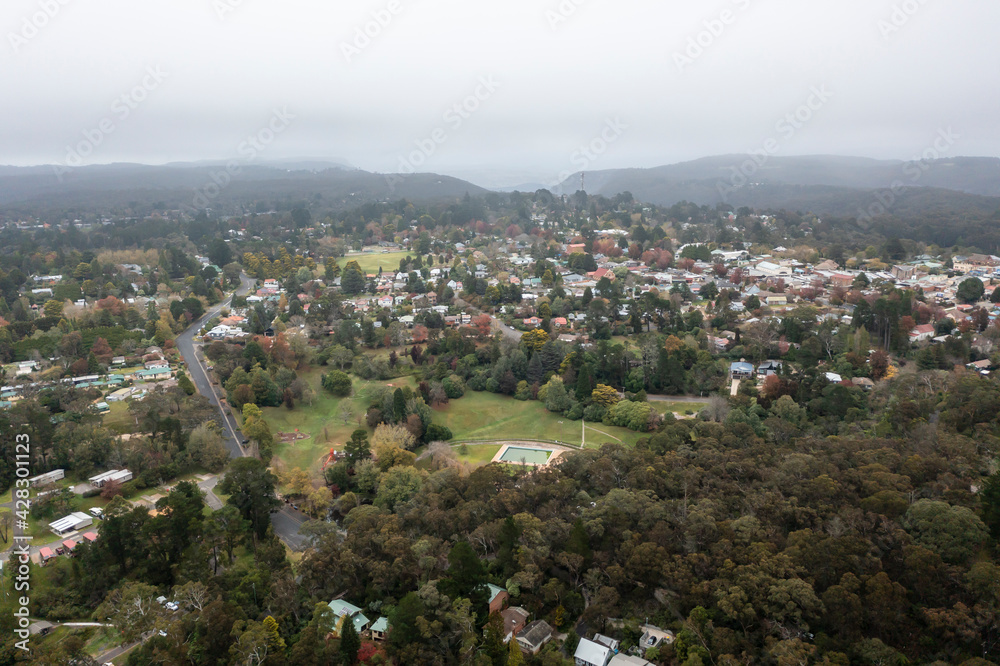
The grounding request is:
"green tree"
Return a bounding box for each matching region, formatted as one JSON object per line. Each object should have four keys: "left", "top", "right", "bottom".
{"left": 904, "top": 499, "right": 989, "bottom": 563}
{"left": 217, "top": 458, "right": 280, "bottom": 540}
{"left": 177, "top": 370, "right": 196, "bottom": 396}
{"left": 339, "top": 615, "right": 361, "bottom": 664}
{"left": 96, "top": 582, "right": 160, "bottom": 644}
{"left": 321, "top": 370, "right": 353, "bottom": 397}
{"left": 341, "top": 260, "right": 366, "bottom": 295}
{"left": 957, "top": 277, "right": 985, "bottom": 304}
{"left": 345, "top": 429, "right": 371, "bottom": 466}
{"left": 981, "top": 471, "right": 1000, "bottom": 541}
{"left": 441, "top": 541, "right": 488, "bottom": 612}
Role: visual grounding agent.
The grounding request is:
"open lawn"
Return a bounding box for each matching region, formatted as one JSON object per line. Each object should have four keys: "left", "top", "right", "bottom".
{"left": 455, "top": 443, "right": 502, "bottom": 466}
{"left": 262, "top": 370, "right": 416, "bottom": 479}
{"left": 655, "top": 400, "right": 709, "bottom": 416}
{"left": 339, "top": 251, "right": 412, "bottom": 274}
{"left": 102, "top": 401, "right": 136, "bottom": 434}
{"left": 432, "top": 392, "right": 646, "bottom": 448}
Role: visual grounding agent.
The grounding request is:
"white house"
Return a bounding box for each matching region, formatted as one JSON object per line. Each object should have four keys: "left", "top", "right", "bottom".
{"left": 49, "top": 512, "right": 93, "bottom": 536}
{"left": 89, "top": 469, "right": 133, "bottom": 488}
{"left": 574, "top": 638, "right": 613, "bottom": 666}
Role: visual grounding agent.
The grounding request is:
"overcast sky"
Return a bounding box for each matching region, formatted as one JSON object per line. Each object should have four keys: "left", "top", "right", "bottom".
{"left": 3, "top": 0, "right": 998, "bottom": 185}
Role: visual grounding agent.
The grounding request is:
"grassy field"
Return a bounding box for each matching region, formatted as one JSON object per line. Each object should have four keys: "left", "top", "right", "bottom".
{"left": 433, "top": 392, "right": 646, "bottom": 448}
{"left": 262, "top": 370, "right": 416, "bottom": 477}
{"left": 102, "top": 401, "right": 137, "bottom": 434}
{"left": 454, "top": 443, "right": 502, "bottom": 466}
{"left": 655, "top": 400, "right": 709, "bottom": 416}
{"left": 339, "top": 251, "right": 412, "bottom": 274}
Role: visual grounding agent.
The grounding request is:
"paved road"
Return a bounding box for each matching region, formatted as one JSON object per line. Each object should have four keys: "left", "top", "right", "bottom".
{"left": 270, "top": 505, "right": 310, "bottom": 550}
{"left": 197, "top": 476, "right": 223, "bottom": 511}
{"left": 493, "top": 318, "right": 522, "bottom": 343}
{"left": 175, "top": 272, "right": 255, "bottom": 459}
{"left": 175, "top": 274, "right": 308, "bottom": 550}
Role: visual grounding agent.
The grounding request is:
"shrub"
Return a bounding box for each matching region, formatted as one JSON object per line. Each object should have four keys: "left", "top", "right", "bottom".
{"left": 426, "top": 424, "right": 453, "bottom": 441}
{"left": 321, "top": 370, "right": 353, "bottom": 397}
{"left": 604, "top": 400, "right": 654, "bottom": 432}
{"left": 442, "top": 375, "right": 465, "bottom": 399}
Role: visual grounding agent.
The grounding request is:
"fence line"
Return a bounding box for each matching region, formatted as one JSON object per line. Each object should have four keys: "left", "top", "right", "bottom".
{"left": 449, "top": 438, "right": 586, "bottom": 451}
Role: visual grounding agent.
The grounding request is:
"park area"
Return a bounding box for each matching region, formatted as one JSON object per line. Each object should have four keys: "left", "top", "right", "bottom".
{"left": 262, "top": 371, "right": 657, "bottom": 479}
{"left": 261, "top": 371, "right": 417, "bottom": 475}
{"left": 338, "top": 251, "right": 412, "bottom": 274}
{"left": 429, "top": 391, "right": 646, "bottom": 447}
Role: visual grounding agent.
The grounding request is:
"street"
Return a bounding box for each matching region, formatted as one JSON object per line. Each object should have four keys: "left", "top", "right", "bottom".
{"left": 174, "top": 274, "right": 308, "bottom": 550}
{"left": 174, "top": 272, "right": 255, "bottom": 459}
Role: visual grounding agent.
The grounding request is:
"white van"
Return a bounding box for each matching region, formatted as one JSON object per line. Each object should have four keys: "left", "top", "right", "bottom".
{"left": 88, "top": 507, "right": 103, "bottom": 519}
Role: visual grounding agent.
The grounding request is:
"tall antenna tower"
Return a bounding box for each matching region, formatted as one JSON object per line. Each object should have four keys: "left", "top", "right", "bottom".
{"left": 580, "top": 172, "right": 585, "bottom": 191}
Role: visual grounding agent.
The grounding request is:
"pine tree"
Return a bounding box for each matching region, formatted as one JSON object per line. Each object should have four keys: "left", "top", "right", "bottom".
{"left": 339, "top": 616, "right": 360, "bottom": 665}
{"left": 575, "top": 365, "right": 594, "bottom": 401}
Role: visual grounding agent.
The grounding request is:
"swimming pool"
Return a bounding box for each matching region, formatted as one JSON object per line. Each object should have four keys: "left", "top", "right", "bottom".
{"left": 497, "top": 446, "right": 552, "bottom": 465}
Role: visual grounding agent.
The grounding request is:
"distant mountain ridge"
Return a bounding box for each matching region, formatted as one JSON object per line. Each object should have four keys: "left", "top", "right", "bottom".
{"left": 0, "top": 162, "right": 487, "bottom": 214}
{"left": 548, "top": 155, "right": 1000, "bottom": 213}
{"left": 2, "top": 154, "right": 998, "bottom": 218}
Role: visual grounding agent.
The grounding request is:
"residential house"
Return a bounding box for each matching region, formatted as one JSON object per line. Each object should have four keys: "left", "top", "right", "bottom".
{"left": 729, "top": 362, "right": 755, "bottom": 379}
{"left": 852, "top": 377, "right": 876, "bottom": 390}
{"left": 638, "top": 624, "right": 675, "bottom": 651}
{"left": 755, "top": 261, "right": 790, "bottom": 277}
{"left": 967, "top": 359, "right": 992, "bottom": 375}
{"left": 49, "top": 512, "right": 93, "bottom": 536}
{"left": 830, "top": 273, "right": 855, "bottom": 289}
{"left": 757, "top": 360, "right": 782, "bottom": 377}
{"left": 708, "top": 336, "right": 731, "bottom": 352}
{"left": 89, "top": 469, "right": 132, "bottom": 487}
{"left": 134, "top": 367, "right": 171, "bottom": 381}
{"left": 516, "top": 620, "right": 553, "bottom": 655}
{"left": 523, "top": 316, "right": 542, "bottom": 328}
{"left": 328, "top": 599, "right": 370, "bottom": 637}
{"left": 502, "top": 607, "right": 529, "bottom": 641}
{"left": 27, "top": 469, "right": 65, "bottom": 487}
{"left": 909, "top": 324, "right": 935, "bottom": 343}
{"left": 756, "top": 291, "right": 788, "bottom": 306}
{"left": 953, "top": 254, "right": 999, "bottom": 274}
{"left": 575, "top": 637, "right": 613, "bottom": 666}
{"left": 370, "top": 617, "right": 390, "bottom": 641}
{"left": 487, "top": 584, "right": 509, "bottom": 615}
{"left": 609, "top": 656, "right": 654, "bottom": 666}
